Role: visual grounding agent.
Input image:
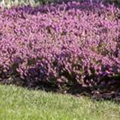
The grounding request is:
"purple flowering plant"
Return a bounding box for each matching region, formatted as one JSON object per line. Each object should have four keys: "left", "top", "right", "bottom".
{"left": 0, "top": 1, "right": 120, "bottom": 90}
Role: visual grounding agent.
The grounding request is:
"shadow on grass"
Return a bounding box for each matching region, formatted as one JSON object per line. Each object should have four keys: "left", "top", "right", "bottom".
{"left": 1, "top": 78, "right": 120, "bottom": 103}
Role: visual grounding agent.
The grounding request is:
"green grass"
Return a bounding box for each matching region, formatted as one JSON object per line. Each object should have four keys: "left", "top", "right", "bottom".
{"left": 0, "top": 85, "right": 120, "bottom": 120}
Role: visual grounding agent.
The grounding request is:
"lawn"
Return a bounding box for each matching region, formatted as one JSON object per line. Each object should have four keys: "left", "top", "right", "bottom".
{"left": 0, "top": 85, "right": 120, "bottom": 120}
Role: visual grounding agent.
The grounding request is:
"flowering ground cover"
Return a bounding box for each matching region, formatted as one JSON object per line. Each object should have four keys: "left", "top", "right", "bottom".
{"left": 0, "top": 1, "right": 120, "bottom": 99}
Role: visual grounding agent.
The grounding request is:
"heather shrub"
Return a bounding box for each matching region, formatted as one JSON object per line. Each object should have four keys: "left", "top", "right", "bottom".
{"left": 0, "top": 1, "right": 120, "bottom": 90}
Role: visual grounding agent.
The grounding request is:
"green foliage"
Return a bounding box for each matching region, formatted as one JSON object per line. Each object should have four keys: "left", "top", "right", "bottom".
{"left": 103, "top": 0, "right": 120, "bottom": 7}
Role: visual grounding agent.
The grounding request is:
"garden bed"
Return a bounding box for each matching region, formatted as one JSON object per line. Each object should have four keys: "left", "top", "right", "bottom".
{"left": 0, "top": 1, "right": 120, "bottom": 100}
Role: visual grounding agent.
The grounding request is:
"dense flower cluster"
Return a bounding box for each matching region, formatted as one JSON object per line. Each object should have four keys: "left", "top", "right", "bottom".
{"left": 0, "top": 1, "right": 120, "bottom": 88}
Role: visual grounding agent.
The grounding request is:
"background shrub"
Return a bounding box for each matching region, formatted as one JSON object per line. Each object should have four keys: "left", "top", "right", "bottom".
{"left": 0, "top": 0, "right": 120, "bottom": 8}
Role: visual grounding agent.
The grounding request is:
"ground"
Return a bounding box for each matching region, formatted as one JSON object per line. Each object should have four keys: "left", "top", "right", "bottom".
{"left": 0, "top": 85, "right": 120, "bottom": 120}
